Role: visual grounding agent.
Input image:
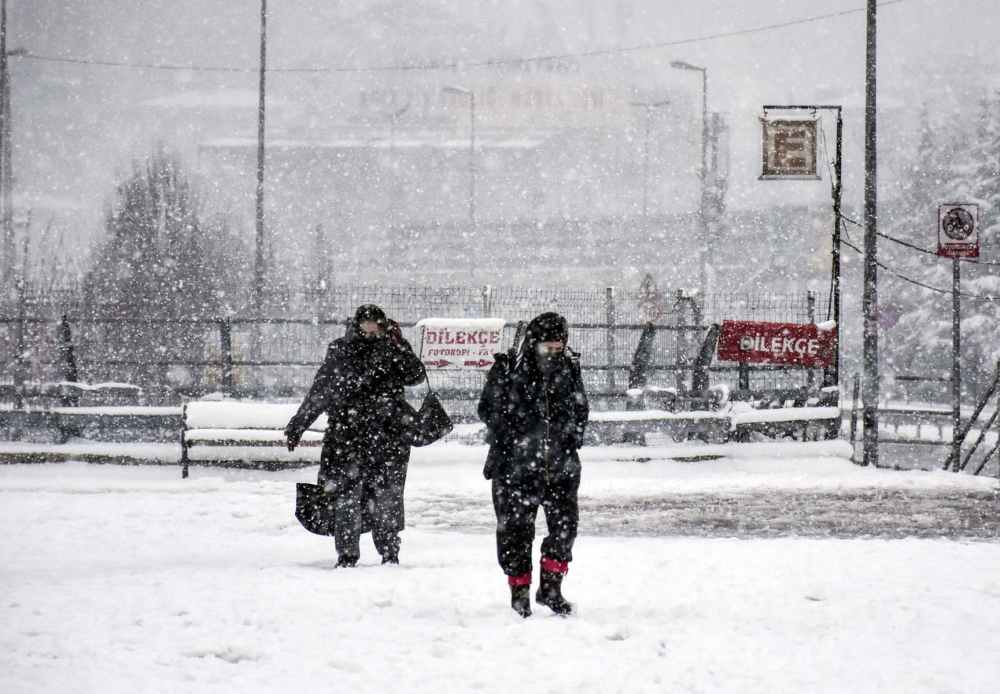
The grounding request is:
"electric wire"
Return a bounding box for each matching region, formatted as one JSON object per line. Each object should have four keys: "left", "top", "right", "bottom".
{"left": 840, "top": 213, "right": 1000, "bottom": 266}
{"left": 841, "top": 223, "right": 999, "bottom": 301}
{"left": 10, "top": 0, "right": 911, "bottom": 74}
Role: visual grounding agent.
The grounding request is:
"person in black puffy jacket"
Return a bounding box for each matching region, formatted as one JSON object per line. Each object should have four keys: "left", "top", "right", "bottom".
{"left": 478, "top": 312, "right": 588, "bottom": 617}
{"left": 285, "top": 304, "right": 425, "bottom": 567}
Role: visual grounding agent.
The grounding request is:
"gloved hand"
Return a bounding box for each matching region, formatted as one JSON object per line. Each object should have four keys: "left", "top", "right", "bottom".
{"left": 286, "top": 432, "right": 300, "bottom": 452}
{"left": 387, "top": 318, "right": 404, "bottom": 345}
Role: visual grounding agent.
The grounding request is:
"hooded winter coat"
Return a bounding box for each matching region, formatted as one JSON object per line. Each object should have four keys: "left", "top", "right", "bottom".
{"left": 286, "top": 305, "right": 426, "bottom": 538}
{"left": 478, "top": 312, "right": 589, "bottom": 484}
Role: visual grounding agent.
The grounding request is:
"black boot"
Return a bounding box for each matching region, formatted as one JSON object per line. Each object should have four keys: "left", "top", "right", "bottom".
{"left": 381, "top": 554, "right": 399, "bottom": 565}
{"left": 536, "top": 570, "right": 572, "bottom": 615}
{"left": 335, "top": 554, "right": 359, "bottom": 568}
{"left": 510, "top": 585, "right": 532, "bottom": 618}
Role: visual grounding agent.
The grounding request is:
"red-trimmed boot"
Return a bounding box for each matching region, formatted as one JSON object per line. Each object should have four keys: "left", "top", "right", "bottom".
{"left": 508, "top": 573, "right": 532, "bottom": 618}
{"left": 536, "top": 558, "right": 572, "bottom": 615}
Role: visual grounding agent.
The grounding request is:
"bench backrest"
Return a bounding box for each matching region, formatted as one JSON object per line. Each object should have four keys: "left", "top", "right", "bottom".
{"left": 184, "top": 402, "right": 327, "bottom": 431}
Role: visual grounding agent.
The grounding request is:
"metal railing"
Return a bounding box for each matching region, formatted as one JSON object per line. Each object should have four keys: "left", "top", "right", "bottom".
{"left": 1, "top": 285, "right": 829, "bottom": 411}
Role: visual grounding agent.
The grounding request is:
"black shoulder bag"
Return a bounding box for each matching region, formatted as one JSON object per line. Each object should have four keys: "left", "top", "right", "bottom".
{"left": 410, "top": 371, "right": 453, "bottom": 447}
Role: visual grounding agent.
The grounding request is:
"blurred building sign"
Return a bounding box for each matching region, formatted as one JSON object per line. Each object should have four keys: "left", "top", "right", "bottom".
{"left": 415, "top": 318, "right": 506, "bottom": 370}
{"left": 759, "top": 117, "right": 820, "bottom": 180}
{"left": 937, "top": 203, "right": 979, "bottom": 259}
{"left": 717, "top": 320, "right": 836, "bottom": 367}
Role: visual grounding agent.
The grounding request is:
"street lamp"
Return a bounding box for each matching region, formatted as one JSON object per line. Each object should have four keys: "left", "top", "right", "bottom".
{"left": 383, "top": 104, "right": 409, "bottom": 230}
{"left": 441, "top": 86, "right": 476, "bottom": 232}
{"left": 671, "top": 60, "right": 709, "bottom": 299}
{"left": 628, "top": 99, "right": 670, "bottom": 236}
{"left": 253, "top": 0, "right": 267, "bottom": 315}
{"left": 0, "top": 0, "right": 18, "bottom": 290}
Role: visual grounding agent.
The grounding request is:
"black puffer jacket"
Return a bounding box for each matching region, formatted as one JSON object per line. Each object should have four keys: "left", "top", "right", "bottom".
{"left": 285, "top": 305, "right": 426, "bottom": 455}
{"left": 478, "top": 313, "right": 589, "bottom": 483}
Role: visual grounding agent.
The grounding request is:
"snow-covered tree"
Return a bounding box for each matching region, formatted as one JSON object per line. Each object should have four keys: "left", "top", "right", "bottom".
{"left": 83, "top": 147, "right": 247, "bottom": 389}
{"left": 885, "top": 95, "right": 1000, "bottom": 402}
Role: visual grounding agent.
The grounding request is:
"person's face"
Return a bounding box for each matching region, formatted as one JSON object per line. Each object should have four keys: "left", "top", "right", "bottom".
{"left": 360, "top": 321, "right": 381, "bottom": 340}
{"left": 535, "top": 341, "right": 564, "bottom": 357}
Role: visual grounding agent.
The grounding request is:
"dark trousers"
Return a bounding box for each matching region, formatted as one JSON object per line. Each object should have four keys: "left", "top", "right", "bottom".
{"left": 491, "top": 471, "right": 580, "bottom": 577}
{"left": 319, "top": 443, "right": 408, "bottom": 560}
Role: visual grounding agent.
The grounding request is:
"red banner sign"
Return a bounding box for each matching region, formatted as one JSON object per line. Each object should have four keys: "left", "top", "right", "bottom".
{"left": 717, "top": 320, "right": 836, "bottom": 367}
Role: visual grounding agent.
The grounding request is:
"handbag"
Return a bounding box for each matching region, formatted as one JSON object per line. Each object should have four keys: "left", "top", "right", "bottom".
{"left": 410, "top": 378, "right": 453, "bottom": 447}
{"left": 295, "top": 482, "right": 337, "bottom": 536}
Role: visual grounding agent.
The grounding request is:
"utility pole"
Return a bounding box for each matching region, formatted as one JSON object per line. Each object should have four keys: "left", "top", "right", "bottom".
{"left": 671, "top": 61, "right": 709, "bottom": 299}
{"left": 861, "top": 0, "right": 880, "bottom": 467}
{"left": 253, "top": 0, "right": 267, "bottom": 315}
{"left": 442, "top": 86, "right": 476, "bottom": 283}
{"left": 0, "top": 0, "right": 12, "bottom": 291}
{"left": 386, "top": 104, "right": 409, "bottom": 231}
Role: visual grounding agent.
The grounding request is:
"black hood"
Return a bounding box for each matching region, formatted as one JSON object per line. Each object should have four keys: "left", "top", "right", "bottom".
{"left": 525, "top": 312, "right": 569, "bottom": 349}
{"left": 513, "top": 312, "right": 570, "bottom": 373}
{"left": 349, "top": 304, "right": 388, "bottom": 340}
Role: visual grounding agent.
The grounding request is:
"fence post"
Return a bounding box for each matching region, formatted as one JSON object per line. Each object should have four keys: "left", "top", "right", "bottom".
{"left": 481, "top": 285, "right": 492, "bottom": 319}
{"left": 605, "top": 287, "right": 616, "bottom": 394}
{"left": 13, "top": 278, "right": 25, "bottom": 408}
{"left": 57, "top": 315, "right": 79, "bottom": 406}
{"left": 180, "top": 402, "right": 189, "bottom": 479}
{"left": 738, "top": 362, "right": 750, "bottom": 391}
{"left": 691, "top": 295, "right": 704, "bottom": 394}
{"left": 807, "top": 291, "right": 816, "bottom": 390}
{"left": 220, "top": 319, "right": 234, "bottom": 397}
{"left": 675, "top": 290, "right": 687, "bottom": 392}
{"left": 850, "top": 373, "right": 861, "bottom": 464}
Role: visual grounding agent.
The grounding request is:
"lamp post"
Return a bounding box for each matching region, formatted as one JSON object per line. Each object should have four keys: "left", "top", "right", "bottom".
{"left": 628, "top": 99, "right": 669, "bottom": 236}
{"left": 671, "top": 60, "right": 709, "bottom": 299}
{"left": 442, "top": 86, "right": 476, "bottom": 283}
{"left": 384, "top": 104, "right": 408, "bottom": 231}
{"left": 442, "top": 86, "right": 476, "bottom": 231}
{"left": 0, "top": 0, "right": 12, "bottom": 290}
{"left": 253, "top": 0, "right": 267, "bottom": 315}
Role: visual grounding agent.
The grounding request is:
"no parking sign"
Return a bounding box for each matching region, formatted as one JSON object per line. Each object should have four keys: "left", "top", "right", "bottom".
{"left": 937, "top": 203, "right": 979, "bottom": 259}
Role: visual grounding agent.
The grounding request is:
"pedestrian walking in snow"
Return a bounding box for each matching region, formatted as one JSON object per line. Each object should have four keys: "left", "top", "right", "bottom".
{"left": 478, "top": 312, "right": 589, "bottom": 617}
{"left": 286, "top": 304, "right": 426, "bottom": 567}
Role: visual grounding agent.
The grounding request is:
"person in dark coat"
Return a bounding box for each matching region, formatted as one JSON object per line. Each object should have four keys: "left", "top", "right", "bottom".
{"left": 285, "top": 304, "right": 426, "bottom": 567}
{"left": 478, "top": 312, "right": 589, "bottom": 617}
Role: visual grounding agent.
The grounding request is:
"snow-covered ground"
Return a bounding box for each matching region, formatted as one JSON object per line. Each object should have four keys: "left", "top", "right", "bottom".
{"left": 2, "top": 447, "right": 999, "bottom": 693}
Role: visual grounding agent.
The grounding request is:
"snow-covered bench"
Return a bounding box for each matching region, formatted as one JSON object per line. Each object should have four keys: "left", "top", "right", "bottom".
{"left": 0, "top": 405, "right": 182, "bottom": 444}
{"left": 616, "top": 385, "right": 841, "bottom": 444}
{"left": 180, "top": 402, "right": 324, "bottom": 477}
{"left": 0, "top": 382, "right": 142, "bottom": 407}
{"left": 584, "top": 405, "right": 840, "bottom": 445}
{"left": 585, "top": 409, "right": 732, "bottom": 444}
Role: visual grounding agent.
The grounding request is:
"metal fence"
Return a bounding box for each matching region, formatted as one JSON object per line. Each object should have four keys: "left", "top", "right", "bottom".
{"left": 1, "top": 284, "right": 827, "bottom": 416}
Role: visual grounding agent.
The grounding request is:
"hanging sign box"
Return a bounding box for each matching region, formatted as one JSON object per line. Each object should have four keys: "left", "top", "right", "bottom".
{"left": 759, "top": 116, "right": 820, "bottom": 180}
